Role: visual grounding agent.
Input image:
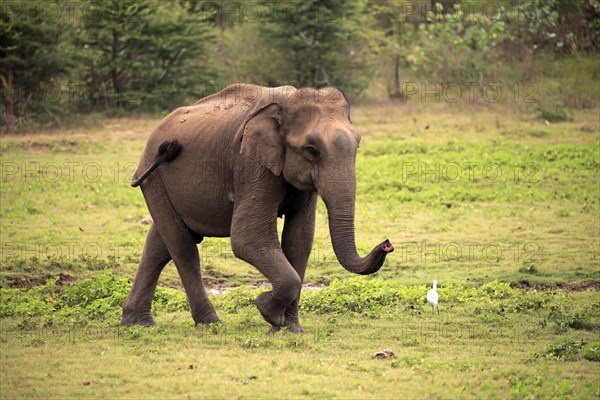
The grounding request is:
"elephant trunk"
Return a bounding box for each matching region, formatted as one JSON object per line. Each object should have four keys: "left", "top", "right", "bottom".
{"left": 319, "top": 174, "right": 394, "bottom": 275}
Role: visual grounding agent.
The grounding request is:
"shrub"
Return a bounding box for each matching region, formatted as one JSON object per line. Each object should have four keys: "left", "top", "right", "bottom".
{"left": 540, "top": 339, "right": 586, "bottom": 361}
{"left": 300, "top": 277, "right": 488, "bottom": 315}
{"left": 300, "top": 278, "right": 427, "bottom": 315}
{"left": 581, "top": 342, "right": 600, "bottom": 362}
{"left": 519, "top": 260, "right": 539, "bottom": 274}
{"left": 536, "top": 103, "right": 575, "bottom": 122}
{"left": 548, "top": 304, "right": 594, "bottom": 331}
{"left": 478, "top": 280, "right": 517, "bottom": 299}
{"left": 0, "top": 273, "right": 187, "bottom": 323}
{"left": 213, "top": 286, "right": 265, "bottom": 314}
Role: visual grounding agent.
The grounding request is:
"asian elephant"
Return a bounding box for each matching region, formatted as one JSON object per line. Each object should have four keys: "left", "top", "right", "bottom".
{"left": 121, "top": 84, "right": 394, "bottom": 333}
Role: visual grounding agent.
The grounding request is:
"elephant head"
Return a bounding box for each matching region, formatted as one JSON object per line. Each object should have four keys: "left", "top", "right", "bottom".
{"left": 241, "top": 87, "right": 394, "bottom": 275}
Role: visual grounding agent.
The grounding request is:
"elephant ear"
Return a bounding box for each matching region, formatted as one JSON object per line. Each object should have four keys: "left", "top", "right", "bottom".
{"left": 240, "top": 103, "right": 285, "bottom": 176}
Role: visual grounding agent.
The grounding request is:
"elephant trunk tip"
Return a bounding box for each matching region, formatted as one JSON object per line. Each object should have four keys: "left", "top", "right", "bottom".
{"left": 382, "top": 239, "right": 394, "bottom": 253}
{"left": 348, "top": 239, "right": 394, "bottom": 276}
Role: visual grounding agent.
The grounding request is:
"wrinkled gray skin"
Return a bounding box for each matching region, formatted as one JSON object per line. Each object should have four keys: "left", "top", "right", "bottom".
{"left": 121, "top": 84, "right": 394, "bottom": 333}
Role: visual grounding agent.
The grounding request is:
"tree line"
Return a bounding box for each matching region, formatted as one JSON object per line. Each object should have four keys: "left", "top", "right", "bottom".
{"left": 1, "top": 0, "right": 599, "bottom": 131}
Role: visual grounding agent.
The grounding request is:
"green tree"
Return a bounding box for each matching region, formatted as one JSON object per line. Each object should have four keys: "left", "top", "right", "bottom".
{"left": 504, "top": 0, "right": 600, "bottom": 55}
{"left": 260, "top": 0, "right": 372, "bottom": 96}
{"left": 0, "top": 2, "right": 71, "bottom": 130}
{"left": 369, "top": 0, "right": 417, "bottom": 98}
{"left": 370, "top": 1, "right": 507, "bottom": 98}
{"left": 412, "top": 2, "right": 506, "bottom": 82}
{"left": 74, "top": 0, "right": 215, "bottom": 113}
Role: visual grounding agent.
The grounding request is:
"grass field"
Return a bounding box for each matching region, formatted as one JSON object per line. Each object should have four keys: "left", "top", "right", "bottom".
{"left": 1, "top": 101, "right": 599, "bottom": 398}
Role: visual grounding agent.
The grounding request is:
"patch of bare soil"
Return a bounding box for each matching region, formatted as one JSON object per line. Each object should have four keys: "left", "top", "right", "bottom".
{"left": 29, "top": 140, "right": 79, "bottom": 151}
{"left": 203, "top": 268, "right": 235, "bottom": 286}
{"left": 6, "top": 273, "right": 76, "bottom": 289}
{"left": 511, "top": 279, "right": 600, "bottom": 292}
{"left": 562, "top": 280, "right": 600, "bottom": 291}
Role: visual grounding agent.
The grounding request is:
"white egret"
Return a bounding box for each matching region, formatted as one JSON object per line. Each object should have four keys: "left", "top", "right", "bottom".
{"left": 427, "top": 280, "right": 439, "bottom": 314}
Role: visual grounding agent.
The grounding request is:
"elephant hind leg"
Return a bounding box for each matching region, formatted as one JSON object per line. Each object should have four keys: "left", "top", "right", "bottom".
{"left": 140, "top": 177, "right": 219, "bottom": 325}
{"left": 122, "top": 224, "right": 171, "bottom": 327}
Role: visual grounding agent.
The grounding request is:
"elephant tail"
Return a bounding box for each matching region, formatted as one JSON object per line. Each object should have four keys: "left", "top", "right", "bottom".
{"left": 131, "top": 139, "right": 183, "bottom": 187}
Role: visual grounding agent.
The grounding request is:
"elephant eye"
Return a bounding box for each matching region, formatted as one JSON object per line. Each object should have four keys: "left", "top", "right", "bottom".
{"left": 302, "top": 145, "right": 320, "bottom": 159}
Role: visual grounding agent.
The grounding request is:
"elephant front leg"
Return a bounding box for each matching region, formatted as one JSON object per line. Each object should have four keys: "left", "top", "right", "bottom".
{"left": 266, "top": 299, "right": 302, "bottom": 334}
{"left": 280, "top": 192, "right": 317, "bottom": 333}
{"left": 231, "top": 234, "right": 302, "bottom": 329}
{"left": 230, "top": 197, "right": 302, "bottom": 330}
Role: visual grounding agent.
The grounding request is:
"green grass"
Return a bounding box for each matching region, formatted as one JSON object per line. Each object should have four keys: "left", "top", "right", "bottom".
{"left": 1, "top": 104, "right": 598, "bottom": 288}
{"left": 1, "top": 102, "right": 599, "bottom": 398}
{"left": 1, "top": 275, "right": 599, "bottom": 398}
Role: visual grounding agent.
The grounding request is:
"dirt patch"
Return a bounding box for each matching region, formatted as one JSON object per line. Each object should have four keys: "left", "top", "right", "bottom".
{"left": 511, "top": 279, "right": 600, "bottom": 292}
{"left": 23, "top": 140, "right": 79, "bottom": 152}
{"left": 0, "top": 139, "right": 84, "bottom": 154}
{"left": 562, "top": 280, "right": 600, "bottom": 292}
{"left": 157, "top": 280, "right": 326, "bottom": 296}
{"left": 6, "top": 273, "right": 76, "bottom": 289}
{"left": 203, "top": 269, "right": 235, "bottom": 285}
{"left": 29, "top": 142, "right": 55, "bottom": 151}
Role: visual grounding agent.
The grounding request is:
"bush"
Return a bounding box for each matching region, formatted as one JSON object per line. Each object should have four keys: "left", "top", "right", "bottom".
{"left": 3, "top": 274, "right": 591, "bottom": 328}
{"left": 300, "top": 277, "right": 507, "bottom": 315}
{"left": 519, "top": 260, "right": 539, "bottom": 275}
{"left": 213, "top": 286, "right": 264, "bottom": 314}
{"left": 0, "top": 273, "right": 187, "bottom": 323}
{"left": 540, "top": 339, "right": 586, "bottom": 361}
{"left": 536, "top": 103, "right": 575, "bottom": 122}
{"left": 478, "top": 280, "right": 517, "bottom": 299}
{"left": 410, "top": 2, "right": 506, "bottom": 83}
{"left": 300, "top": 278, "right": 426, "bottom": 315}
{"left": 582, "top": 342, "right": 600, "bottom": 362}
{"left": 548, "top": 304, "right": 594, "bottom": 331}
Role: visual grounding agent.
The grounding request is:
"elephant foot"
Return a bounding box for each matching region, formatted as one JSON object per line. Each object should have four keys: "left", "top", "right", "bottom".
{"left": 193, "top": 311, "right": 220, "bottom": 326}
{"left": 255, "top": 292, "right": 286, "bottom": 327}
{"left": 287, "top": 322, "right": 304, "bottom": 334}
{"left": 266, "top": 310, "right": 305, "bottom": 334}
{"left": 267, "top": 322, "right": 304, "bottom": 334}
{"left": 121, "top": 310, "right": 156, "bottom": 327}
{"left": 268, "top": 325, "right": 282, "bottom": 334}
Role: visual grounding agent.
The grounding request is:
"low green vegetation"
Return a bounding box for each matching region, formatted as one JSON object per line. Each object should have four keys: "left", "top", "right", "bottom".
{"left": 536, "top": 102, "right": 576, "bottom": 122}
{"left": 1, "top": 274, "right": 599, "bottom": 398}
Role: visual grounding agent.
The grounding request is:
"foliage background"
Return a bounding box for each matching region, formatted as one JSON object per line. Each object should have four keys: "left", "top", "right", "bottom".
{"left": 1, "top": 0, "right": 599, "bottom": 130}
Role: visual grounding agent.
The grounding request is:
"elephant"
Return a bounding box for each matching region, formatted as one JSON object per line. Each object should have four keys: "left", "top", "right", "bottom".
{"left": 121, "top": 84, "right": 394, "bottom": 333}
